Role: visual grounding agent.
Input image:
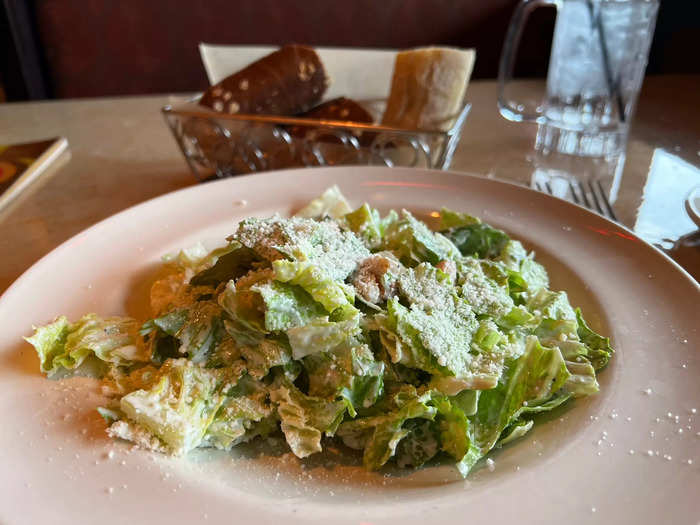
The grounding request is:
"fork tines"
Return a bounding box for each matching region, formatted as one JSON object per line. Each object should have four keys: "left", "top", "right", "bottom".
{"left": 535, "top": 178, "right": 618, "bottom": 222}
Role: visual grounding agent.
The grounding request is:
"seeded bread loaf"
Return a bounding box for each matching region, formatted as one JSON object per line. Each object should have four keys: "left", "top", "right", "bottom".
{"left": 296, "top": 97, "right": 373, "bottom": 123}
{"left": 199, "top": 45, "right": 329, "bottom": 115}
{"left": 288, "top": 97, "right": 374, "bottom": 142}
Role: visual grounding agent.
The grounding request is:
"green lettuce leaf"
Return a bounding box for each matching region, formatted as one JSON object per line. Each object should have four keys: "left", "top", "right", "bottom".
{"left": 535, "top": 318, "right": 578, "bottom": 341}
{"left": 218, "top": 272, "right": 270, "bottom": 336}
{"left": 378, "top": 299, "right": 449, "bottom": 375}
{"left": 205, "top": 334, "right": 242, "bottom": 368}
{"left": 519, "top": 257, "right": 549, "bottom": 291}
{"left": 253, "top": 279, "right": 327, "bottom": 332}
{"left": 526, "top": 288, "right": 576, "bottom": 321}
{"left": 473, "top": 319, "right": 505, "bottom": 351}
{"left": 142, "top": 309, "right": 187, "bottom": 337}
{"left": 190, "top": 246, "right": 262, "bottom": 287}
{"left": 397, "top": 262, "right": 454, "bottom": 312}
{"left": 162, "top": 242, "right": 213, "bottom": 273}
{"left": 394, "top": 419, "right": 440, "bottom": 468}
{"left": 100, "top": 363, "right": 163, "bottom": 398}
{"left": 497, "top": 419, "right": 534, "bottom": 446}
{"left": 303, "top": 344, "right": 384, "bottom": 415}
{"left": 497, "top": 391, "right": 572, "bottom": 447}
{"left": 231, "top": 215, "right": 369, "bottom": 281}
{"left": 116, "top": 358, "right": 225, "bottom": 455}
{"left": 438, "top": 208, "right": 481, "bottom": 230}
{"left": 561, "top": 358, "right": 600, "bottom": 396}
{"left": 219, "top": 269, "right": 329, "bottom": 337}
{"left": 239, "top": 337, "right": 293, "bottom": 379}
{"left": 455, "top": 443, "right": 483, "bottom": 477}
{"left": 576, "top": 308, "right": 614, "bottom": 371}
{"left": 204, "top": 375, "right": 275, "bottom": 450}
{"left": 518, "top": 391, "right": 572, "bottom": 415}
{"left": 342, "top": 204, "right": 399, "bottom": 249}
{"left": 383, "top": 210, "right": 460, "bottom": 267}
{"left": 533, "top": 316, "right": 609, "bottom": 396}
{"left": 497, "top": 305, "right": 538, "bottom": 331}
{"left": 26, "top": 314, "right": 148, "bottom": 378}
{"left": 455, "top": 258, "right": 514, "bottom": 318}
{"left": 143, "top": 301, "right": 226, "bottom": 364}
{"left": 343, "top": 203, "right": 384, "bottom": 249}
{"left": 176, "top": 303, "right": 225, "bottom": 364}
{"left": 294, "top": 185, "right": 352, "bottom": 220}
{"left": 272, "top": 259, "right": 356, "bottom": 316}
{"left": 270, "top": 381, "right": 347, "bottom": 458}
{"left": 337, "top": 388, "right": 437, "bottom": 470}
{"left": 380, "top": 296, "right": 479, "bottom": 378}
{"left": 451, "top": 389, "right": 480, "bottom": 416}
{"left": 141, "top": 312, "right": 188, "bottom": 366}
{"left": 442, "top": 223, "right": 510, "bottom": 259}
{"left": 286, "top": 314, "right": 361, "bottom": 359}
{"left": 472, "top": 336, "right": 570, "bottom": 455}
{"left": 431, "top": 394, "right": 471, "bottom": 462}
{"left": 495, "top": 240, "right": 528, "bottom": 270}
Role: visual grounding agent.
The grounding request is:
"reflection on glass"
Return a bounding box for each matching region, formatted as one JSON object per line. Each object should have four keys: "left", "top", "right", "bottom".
{"left": 530, "top": 150, "right": 624, "bottom": 203}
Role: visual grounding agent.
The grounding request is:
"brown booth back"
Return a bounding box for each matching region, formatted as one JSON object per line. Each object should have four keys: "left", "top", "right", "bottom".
{"left": 34, "top": 0, "right": 555, "bottom": 99}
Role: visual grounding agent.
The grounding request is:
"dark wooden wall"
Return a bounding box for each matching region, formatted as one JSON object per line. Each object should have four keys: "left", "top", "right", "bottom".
{"left": 0, "top": 0, "right": 695, "bottom": 101}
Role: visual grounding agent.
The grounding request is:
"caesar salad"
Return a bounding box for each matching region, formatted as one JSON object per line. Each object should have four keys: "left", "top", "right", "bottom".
{"left": 26, "top": 186, "right": 613, "bottom": 477}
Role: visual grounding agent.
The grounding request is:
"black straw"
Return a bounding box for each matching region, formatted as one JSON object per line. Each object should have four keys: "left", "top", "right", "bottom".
{"left": 586, "top": 0, "right": 626, "bottom": 123}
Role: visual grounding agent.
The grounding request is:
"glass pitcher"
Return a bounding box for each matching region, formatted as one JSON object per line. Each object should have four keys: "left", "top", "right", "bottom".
{"left": 498, "top": 0, "right": 659, "bottom": 160}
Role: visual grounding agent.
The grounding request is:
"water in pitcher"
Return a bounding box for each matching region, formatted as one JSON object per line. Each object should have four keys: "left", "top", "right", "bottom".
{"left": 537, "top": 0, "right": 658, "bottom": 158}
{"left": 532, "top": 0, "right": 659, "bottom": 199}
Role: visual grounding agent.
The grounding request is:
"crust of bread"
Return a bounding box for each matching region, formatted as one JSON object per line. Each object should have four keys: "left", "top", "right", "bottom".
{"left": 199, "top": 45, "right": 328, "bottom": 116}
{"left": 382, "top": 47, "right": 476, "bottom": 131}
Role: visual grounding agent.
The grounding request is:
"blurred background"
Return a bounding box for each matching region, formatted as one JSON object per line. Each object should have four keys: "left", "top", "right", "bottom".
{"left": 1, "top": 0, "right": 698, "bottom": 102}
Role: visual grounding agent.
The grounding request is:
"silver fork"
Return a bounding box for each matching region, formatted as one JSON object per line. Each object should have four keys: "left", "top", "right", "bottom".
{"left": 535, "top": 178, "right": 618, "bottom": 222}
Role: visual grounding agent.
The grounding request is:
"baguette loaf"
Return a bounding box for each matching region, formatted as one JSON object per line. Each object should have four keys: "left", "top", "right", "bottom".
{"left": 382, "top": 47, "right": 476, "bottom": 131}
{"left": 199, "top": 45, "right": 329, "bottom": 115}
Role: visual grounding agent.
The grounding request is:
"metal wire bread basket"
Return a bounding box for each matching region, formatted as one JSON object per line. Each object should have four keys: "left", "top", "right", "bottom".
{"left": 162, "top": 98, "right": 470, "bottom": 180}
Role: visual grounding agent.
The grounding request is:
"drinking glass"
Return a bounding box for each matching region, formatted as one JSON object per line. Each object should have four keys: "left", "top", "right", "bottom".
{"left": 498, "top": 0, "right": 660, "bottom": 199}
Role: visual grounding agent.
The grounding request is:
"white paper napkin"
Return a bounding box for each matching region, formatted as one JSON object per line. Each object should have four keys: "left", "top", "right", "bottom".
{"left": 199, "top": 43, "right": 398, "bottom": 100}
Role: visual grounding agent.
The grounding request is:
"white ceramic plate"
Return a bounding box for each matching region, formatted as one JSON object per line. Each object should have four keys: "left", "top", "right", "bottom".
{"left": 1, "top": 167, "right": 698, "bottom": 525}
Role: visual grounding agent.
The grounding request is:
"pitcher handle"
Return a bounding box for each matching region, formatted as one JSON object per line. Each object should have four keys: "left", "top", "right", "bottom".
{"left": 498, "top": 0, "right": 558, "bottom": 123}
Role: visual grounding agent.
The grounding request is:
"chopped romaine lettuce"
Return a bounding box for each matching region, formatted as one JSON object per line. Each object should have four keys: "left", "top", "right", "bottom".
{"left": 471, "top": 336, "right": 569, "bottom": 458}
{"left": 294, "top": 184, "right": 352, "bottom": 220}
{"left": 455, "top": 258, "right": 514, "bottom": 318}
{"left": 204, "top": 375, "right": 275, "bottom": 450}
{"left": 26, "top": 314, "right": 148, "bottom": 378}
{"left": 115, "top": 358, "right": 225, "bottom": 455}
{"left": 270, "top": 381, "right": 347, "bottom": 458}
{"left": 230, "top": 215, "right": 369, "bottom": 281}
{"left": 439, "top": 208, "right": 481, "bottom": 230}
{"left": 254, "top": 280, "right": 327, "bottom": 331}
{"left": 337, "top": 388, "right": 437, "bottom": 470}
{"left": 286, "top": 314, "right": 361, "bottom": 359}
{"left": 272, "top": 259, "right": 356, "bottom": 315}
{"left": 190, "top": 245, "right": 262, "bottom": 287}
{"left": 441, "top": 219, "right": 510, "bottom": 259}
{"left": 575, "top": 308, "right": 614, "bottom": 371}
{"left": 239, "top": 337, "right": 293, "bottom": 379}
{"left": 303, "top": 343, "right": 384, "bottom": 415}
{"left": 383, "top": 210, "right": 460, "bottom": 267}
{"left": 28, "top": 186, "right": 612, "bottom": 479}
{"left": 394, "top": 419, "right": 440, "bottom": 468}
